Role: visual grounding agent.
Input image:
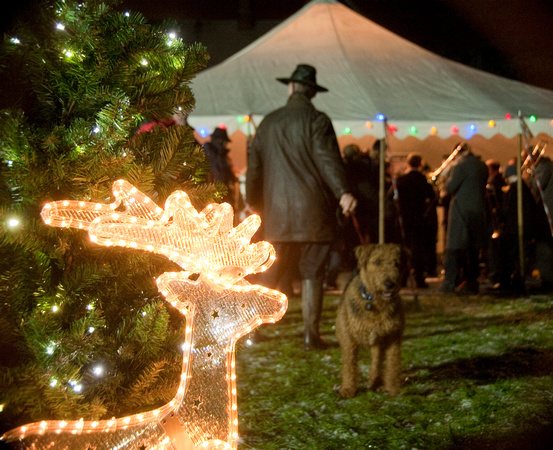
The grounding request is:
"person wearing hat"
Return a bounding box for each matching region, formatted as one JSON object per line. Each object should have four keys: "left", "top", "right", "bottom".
{"left": 203, "top": 127, "right": 240, "bottom": 209}
{"left": 246, "top": 64, "right": 357, "bottom": 350}
{"left": 395, "top": 152, "right": 437, "bottom": 288}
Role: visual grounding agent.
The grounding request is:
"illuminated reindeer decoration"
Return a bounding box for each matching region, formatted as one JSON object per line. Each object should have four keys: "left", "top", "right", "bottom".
{"left": 2, "top": 180, "right": 287, "bottom": 450}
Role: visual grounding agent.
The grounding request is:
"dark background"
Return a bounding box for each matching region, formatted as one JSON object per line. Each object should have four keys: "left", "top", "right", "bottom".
{"left": 3, "top": 0, "right": 553, "bottom": 90}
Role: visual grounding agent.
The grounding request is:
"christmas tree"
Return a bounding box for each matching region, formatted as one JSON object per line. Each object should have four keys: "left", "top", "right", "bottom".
{"left": 0, "top": 0, "right": 217, "bottom": 433}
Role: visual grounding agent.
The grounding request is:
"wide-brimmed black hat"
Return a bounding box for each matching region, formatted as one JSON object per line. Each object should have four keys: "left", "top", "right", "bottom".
{"left": 211, "top": 127, "right": 231, "bottom": 142}
{"left": 277, "top": 64, "right": 328, "bottom": 92}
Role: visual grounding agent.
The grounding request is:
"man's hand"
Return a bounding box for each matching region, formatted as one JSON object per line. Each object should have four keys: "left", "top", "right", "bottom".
{"left": 339, "top": 193, "right": 357, "bottom": 217}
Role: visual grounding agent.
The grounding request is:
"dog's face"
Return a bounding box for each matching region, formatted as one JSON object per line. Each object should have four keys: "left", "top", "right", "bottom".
{"left": 355, "top": 243, "right": 402, "bottom": 297}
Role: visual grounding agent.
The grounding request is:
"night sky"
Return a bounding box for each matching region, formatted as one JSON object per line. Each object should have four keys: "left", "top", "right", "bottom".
{"left": 118, "top": 0, "right": 553, "bottom": 91}
{"left": 3, "top": 0, "right": 553, "bottom": 90}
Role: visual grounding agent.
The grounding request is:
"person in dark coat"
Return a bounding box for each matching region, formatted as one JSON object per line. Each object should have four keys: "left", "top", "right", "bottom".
{"left": 340, "top": 144, "right": 378, "bottom": 258}
{"left": 420, "top": 160, "right": 439, "bottom": 277}
{"left": 485, "top": 159, "right": 506, "bottom": 285}
{"left": 440, "top": 143, "right": 490, "bottom": 295}
{"left": 203, "top": 127, "right": 240, "bottom": 210}
{"left": 395, "top": 153, "right": 436, "bottom": 288}
{"left": 246, "top": 64, "right": 357, "bottom": 350}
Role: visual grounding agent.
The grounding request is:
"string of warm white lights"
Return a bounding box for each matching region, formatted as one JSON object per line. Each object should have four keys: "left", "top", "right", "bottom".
{"left": 2, "top": 180, "right": 287, "bottom": 449}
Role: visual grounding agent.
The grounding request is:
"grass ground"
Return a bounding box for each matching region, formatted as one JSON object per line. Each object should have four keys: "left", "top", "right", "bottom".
{"left": 235, "top": 290, "right": 553, "bottom": 449}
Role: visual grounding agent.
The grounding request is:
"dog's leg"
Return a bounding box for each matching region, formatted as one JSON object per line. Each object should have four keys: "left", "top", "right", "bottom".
{"left": 382, "top": 339, "right": 403, "bottom": 396}
{"left": 369, "top": 344, "right": 384, "bottom": 391}
{"left": 339, "top": 337, "right": 359, "bottom": 398}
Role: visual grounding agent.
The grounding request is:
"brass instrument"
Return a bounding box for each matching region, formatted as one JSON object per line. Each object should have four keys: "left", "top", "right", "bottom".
{"left": 521, "top": 140, "right": 547, "bottom": 174}
{"left": 429, "top": 141, "right": 467, "bottom": 184}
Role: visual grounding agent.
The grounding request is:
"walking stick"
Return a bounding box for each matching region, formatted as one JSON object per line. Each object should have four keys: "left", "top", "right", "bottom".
{"left": 378, "top": 130, "right": 386, "bottom": 245}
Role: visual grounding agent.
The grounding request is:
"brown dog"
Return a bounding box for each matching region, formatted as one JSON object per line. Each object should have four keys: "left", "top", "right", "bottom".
{"left": 336, "top": 243, "right": 405, "bottom": 398}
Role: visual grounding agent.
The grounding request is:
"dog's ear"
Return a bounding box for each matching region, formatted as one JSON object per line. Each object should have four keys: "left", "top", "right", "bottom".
{"left": 355, "top": 244, "right": 373, "bottom": 266}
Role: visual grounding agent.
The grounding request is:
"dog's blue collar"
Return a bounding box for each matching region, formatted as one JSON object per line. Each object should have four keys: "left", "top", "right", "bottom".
{"left": 361, "top": 284, "right": 373, "bottom": 310}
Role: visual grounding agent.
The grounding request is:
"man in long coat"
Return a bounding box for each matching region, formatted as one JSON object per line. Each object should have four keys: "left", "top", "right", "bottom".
{"left": 441, "top": 143, "right": 489, "bottom": 294}
{"left": 246, "top": 64, "right": 357, "bottom": 350}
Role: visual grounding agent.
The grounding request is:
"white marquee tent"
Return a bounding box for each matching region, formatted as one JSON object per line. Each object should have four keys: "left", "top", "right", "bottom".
{"left": 187, "top": 0, "right": 553, "bottom": 171}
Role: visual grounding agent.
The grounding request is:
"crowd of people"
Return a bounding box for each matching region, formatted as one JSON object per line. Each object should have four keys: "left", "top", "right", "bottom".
{"left": 195, "top": 63, "right": 553, "bottom": 350}
{"left": 327, "top": 141, "right": 553, "bottom": 297}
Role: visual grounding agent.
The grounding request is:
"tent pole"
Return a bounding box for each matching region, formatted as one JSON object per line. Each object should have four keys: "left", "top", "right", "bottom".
{"left": 517, "top": 134, "right": 525, "bottom": 282}
{"left": 378, "top": 135, "right": 386, "bottom": 244}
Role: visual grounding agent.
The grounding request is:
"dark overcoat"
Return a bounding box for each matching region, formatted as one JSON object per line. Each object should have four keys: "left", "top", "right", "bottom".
{"left": 396, "top": 169, "right": 436, "bottom": 234}
{"left": 246, "top": 93, "right": 350, "bottom": 242}
{"left": 444, "top": 152, "right": 490, "bottom": 250}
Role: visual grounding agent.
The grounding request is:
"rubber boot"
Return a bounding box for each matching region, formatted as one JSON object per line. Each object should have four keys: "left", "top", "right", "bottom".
{"left": 302, "top": 279, "right": 327, "bottom": 350}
